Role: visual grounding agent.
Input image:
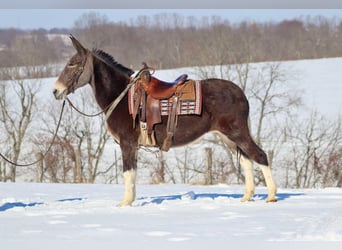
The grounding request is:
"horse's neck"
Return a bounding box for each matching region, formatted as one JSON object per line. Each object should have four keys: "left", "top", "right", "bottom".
{"left": 92, "top": 63, "right": 129, "bottom": 110}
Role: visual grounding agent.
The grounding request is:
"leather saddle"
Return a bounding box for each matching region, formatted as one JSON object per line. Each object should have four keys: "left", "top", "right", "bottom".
{"left": 139, "top": 70, "right": 188, "bottom": 99}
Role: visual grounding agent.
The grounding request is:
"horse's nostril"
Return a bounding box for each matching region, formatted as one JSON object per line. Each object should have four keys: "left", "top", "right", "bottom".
{"left": 53, "top": 89, "right": 64, "bottom": 99}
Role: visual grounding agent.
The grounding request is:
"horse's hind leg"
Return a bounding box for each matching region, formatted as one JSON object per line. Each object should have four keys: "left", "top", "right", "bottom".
{"left": 239, "top": 154, "right": 255, "bottom": 202}
{"left": 239, "top": 140, "right": 277, "bottom": 202}
{"left": 258, "top": 164, "right": 277, "bottom": 202}
{"left": 239, "top": 156, "right": 277, "bottom": 202}
{"left": 215, "top": 130, "right": 277, "bottom": 202}
{"left": 240, "top": 152, "right": 277, "bottom": 202}
{"left": 214, "top": 132, "right": 255, "bottom": 202}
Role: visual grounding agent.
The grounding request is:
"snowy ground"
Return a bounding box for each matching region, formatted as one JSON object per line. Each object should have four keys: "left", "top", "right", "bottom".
{"left": 1, "top": 183, "right": 341, "bottom": 249}
{"left": 1, "top": 58, "right": 342, "bottom": 248}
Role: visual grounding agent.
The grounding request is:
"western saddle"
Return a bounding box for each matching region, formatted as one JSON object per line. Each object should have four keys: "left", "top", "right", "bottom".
{"left": 130, "top": 63, "right": 193, "bottom": 151}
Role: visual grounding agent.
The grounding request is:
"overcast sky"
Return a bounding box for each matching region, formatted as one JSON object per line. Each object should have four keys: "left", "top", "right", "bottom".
{"left": 1, "top": 0, "right": 342, "bottom": 8}
{"left": 1, "top": 9, "right": 342, "bottom": 30}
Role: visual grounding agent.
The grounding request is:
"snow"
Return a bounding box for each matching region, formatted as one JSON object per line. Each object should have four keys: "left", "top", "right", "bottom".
{"left": 1, "top": 182, "right": 342, "bottom": 248}
{"left": 1, "top": 58, "right": 342, "bottom": 247}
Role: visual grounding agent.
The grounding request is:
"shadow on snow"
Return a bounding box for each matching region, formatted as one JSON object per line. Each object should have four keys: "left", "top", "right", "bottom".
{"left": 0, "top": 197, "right": 83, "bottom": 212}
{"left": 0, "top": 192, "right": 305, "bottom": 211}
{"left": 137, "top": 191, "right": 305, "bottom": 206}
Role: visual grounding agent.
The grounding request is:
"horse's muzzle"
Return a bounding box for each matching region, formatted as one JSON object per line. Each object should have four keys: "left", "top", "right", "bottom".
{"left": 53, "top": 88, "right": 67, "bottom": 100}
{"left": 53, "top": 80, "right": 68, "bottom": 100}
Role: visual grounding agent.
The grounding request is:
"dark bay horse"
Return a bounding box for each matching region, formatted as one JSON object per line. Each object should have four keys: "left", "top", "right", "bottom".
{"left": 53, "top": 36, "right": 277, "bottom": 206}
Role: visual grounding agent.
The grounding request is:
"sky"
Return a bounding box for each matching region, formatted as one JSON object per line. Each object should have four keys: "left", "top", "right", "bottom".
{"left": 1, "top": 9, "right": 342, "bottom": 30}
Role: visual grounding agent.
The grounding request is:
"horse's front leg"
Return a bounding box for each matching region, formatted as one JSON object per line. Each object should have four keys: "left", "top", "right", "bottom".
{"left": 117, "top": 140, "right": 138, "bottom": 207}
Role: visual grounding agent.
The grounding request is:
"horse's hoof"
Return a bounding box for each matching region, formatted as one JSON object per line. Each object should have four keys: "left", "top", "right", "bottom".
{"left": 266, "top": 197, "right": 278, "bottom": 203}
{"left": 241, "top": 195, "right": 253, "bottom": 202}
{"left": 241, "top": 191, "right": 254, "bottom": 202}
{"left": 117, "top": 200, "right": 133, "bottom": 207}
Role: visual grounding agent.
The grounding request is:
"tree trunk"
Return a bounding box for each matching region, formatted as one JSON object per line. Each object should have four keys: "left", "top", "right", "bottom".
{"left": 205, "top": 147, "right": 213, "bottom": 185}
{"left": 74, "top": 148, "right": 82, "bottom": 183}
{"left": 35, "top": 152, "right": 44, "bottom": 182}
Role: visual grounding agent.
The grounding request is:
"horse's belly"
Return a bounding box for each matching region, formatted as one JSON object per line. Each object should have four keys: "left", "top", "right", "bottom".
{"left": 155, "top": 114, "right": 211, "bottom": 147}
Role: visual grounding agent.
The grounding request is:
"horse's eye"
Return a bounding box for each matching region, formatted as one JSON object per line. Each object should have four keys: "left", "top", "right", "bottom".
{"left": 67, "top": 63, "right": 78, "bottom": 69}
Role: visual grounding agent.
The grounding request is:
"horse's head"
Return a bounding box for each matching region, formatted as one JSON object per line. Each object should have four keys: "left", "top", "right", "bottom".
{"left": 53, "top": 35, "right": 94, "bottom": 100}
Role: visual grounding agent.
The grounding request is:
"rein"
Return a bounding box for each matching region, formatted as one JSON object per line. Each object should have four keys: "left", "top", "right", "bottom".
{"left": 66, "top": 97, "right": 105, "bottom": 117}
{"left": 65, "top": 81, "right": 135, "bottom": 120}
{"left": 0, "top": 100, "right": 66, "bottom": 167}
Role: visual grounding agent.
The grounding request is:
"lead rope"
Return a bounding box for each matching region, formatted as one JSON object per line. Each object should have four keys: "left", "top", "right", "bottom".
{"left": 0, "top": 100, "right": 66, "bottom": 167}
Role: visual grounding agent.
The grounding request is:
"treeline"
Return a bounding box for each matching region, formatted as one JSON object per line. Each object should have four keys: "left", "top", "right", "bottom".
{"left": 1, "top": 13, "right": 342, "bottom": 70}
{"left": 0, "top": 28, "right": 69, "bottom": 68}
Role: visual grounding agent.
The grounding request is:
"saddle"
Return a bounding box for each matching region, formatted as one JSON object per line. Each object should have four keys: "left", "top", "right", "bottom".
{"left": 139, "top": 69, "right": 188, "bottom": 99}
{"left": 130, "top": 63, "right": 200, "bottom": 151}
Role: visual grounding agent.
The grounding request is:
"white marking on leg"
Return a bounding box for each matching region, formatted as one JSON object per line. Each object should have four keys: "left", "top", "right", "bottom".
{"left": 240, "top": 155, "right": 255, "bottom": 202}
{"left": 258, "top": 164, "right": 277, "bottom": 202}
{"left": 117, "top": 169, "right": 136, "bottom": 207}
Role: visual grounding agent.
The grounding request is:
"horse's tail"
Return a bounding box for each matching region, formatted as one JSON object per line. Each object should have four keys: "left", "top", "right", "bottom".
{"left": 237, "top": 139, "right": 269, "bottom": 166}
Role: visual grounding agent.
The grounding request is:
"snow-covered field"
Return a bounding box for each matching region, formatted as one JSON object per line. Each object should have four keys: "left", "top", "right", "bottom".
{"left": 1, "top": 182, "right": 342, "bottom": 249}
{"left": 1, "top": 57, "right": 342, "bottom": 248}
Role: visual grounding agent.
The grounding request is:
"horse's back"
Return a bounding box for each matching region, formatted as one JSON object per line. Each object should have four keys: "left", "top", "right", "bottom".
{"left": 201, "top": 78, "right": 249, "bottom": 117}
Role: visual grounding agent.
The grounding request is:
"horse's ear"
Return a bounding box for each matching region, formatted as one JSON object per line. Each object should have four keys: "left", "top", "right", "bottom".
{"left": 69, "top": 34, "right": 87, "bottom": 55}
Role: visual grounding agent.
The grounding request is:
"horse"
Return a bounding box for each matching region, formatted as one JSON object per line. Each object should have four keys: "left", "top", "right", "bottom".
{"left": 53, "top": 35, "right": 277, "bottom": 206}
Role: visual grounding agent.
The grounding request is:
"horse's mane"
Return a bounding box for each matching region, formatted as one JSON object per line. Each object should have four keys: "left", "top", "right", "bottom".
{"left": 92, "top": 48, "right": 134, "bottom": 77}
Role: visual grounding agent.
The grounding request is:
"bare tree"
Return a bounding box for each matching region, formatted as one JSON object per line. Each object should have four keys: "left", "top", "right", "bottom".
{"left": 319, "top": 147, "right": 342, "bottom": 187}
{"left": 35, "top": 89, "right": 111, "bottom": 183}
{"left": 285, "top": 112, "right": 342, "bottom": 188}
{"left": 0, "top": 68, "right": 40, "bottom": 182}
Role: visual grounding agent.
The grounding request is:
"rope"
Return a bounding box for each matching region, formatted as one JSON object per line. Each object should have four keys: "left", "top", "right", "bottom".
{"left": 0, "top": 100, "right": 66, "bottom": 167}
{"left": 66, "top": 97, "right": 105, "bottom": 117}
{"left": 105, "top": 82, "right": 134, "bottom": 120}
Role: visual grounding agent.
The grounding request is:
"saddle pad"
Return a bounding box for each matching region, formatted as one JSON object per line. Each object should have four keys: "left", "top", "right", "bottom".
{"left": 128, "top": 80, "right": 202, "bottom": 116}
{"left": 160, "top": 80, "right": 202, "bottom": 116}
{"left": 176, "top": 80, "right": 195, "bottom": 100}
